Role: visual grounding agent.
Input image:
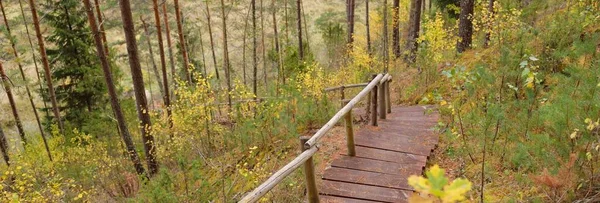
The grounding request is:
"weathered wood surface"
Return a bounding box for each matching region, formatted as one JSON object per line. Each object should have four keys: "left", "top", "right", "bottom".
{"left": 319, "top": 105, "right": 439, "bottom": 203}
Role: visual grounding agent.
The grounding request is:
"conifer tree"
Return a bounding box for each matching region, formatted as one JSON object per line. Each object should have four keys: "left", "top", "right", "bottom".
{"left": 0, "top": 62, "right": 26, "bottom": 145}
{"left": 0, "top": 124, "right": 9, "bottom": 166}
{"left": 457, "top": 0, "right": 475, "bottom": 53}
{"left": 43, "top": 0, "right": 109, "bottom": 128}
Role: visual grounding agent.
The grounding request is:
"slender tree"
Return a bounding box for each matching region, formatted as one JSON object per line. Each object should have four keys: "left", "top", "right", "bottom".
{"left": 366, "top": 0, "right": 371, "bottom": 54}
{"left": 405, "top": 0, "right": 423, "bottom": 63}
{"left": 0, "top": 62, "right": 26, "bottom": 145}
{"left": 83, "top": 0, "right": 146, "bottom": 176}
{"left": 252, "top": 0, "right": 258, "bottom": 97}
{"left": 242, "top": 8, "right": 250, "bottom": 85}
{"left": 152, "top": 0, "right": 173, "bottom": 136}
{"left": 1, "top": 0, "right": 52, "bottom": 160}
{"left": 220, "top": 0, "right": 232, "bottom": 110}
{"left": 204, "top": 2, "right": 220, "bottom": 79}
{"left": 296, "top": 0, "right": 304, "bottom": 60}
{"left": 18, "top": 0, "right": 48, "bottom": 118}
{"left": 197, "top": 25, "right": 208, "bottom": 77}
{"left": 118, "top": 0, "right": 159, "bottom": 176}
{"left": 141, "top": 17, "right": 165, "bottom": 99}
{"left": 457, "top": 0, "right": 475, "bottom": 53}
{"left": 392, "top": 0, "right": 401, "bottom": 58}
{"left": 28, "top": 0, "right": 64, "bottom": 132}
{"left": 173, "top": 0, "right": 191, "bottom": 83}
{"left": 260, "top": 0, "right": 267, "bottom": 88}
{"left": 93, "top": 0, "right": 109, "bottom": 55}
{"left": 0, "top": 125, "right": 9, "bottom": 166}
{"left": 483, "top": 0, "right": 495, "bottom": 48}
{"left": 382, "top": 0, "right": 389, "bottom": 72}
{"left": 272, "top": 0, "right": 283, "bottom": 86}
{"left": 346, "top": 0, "right": 356, "bottom": 46}
{"left": 162, "top": 3, "right": 177, "bottom": 85}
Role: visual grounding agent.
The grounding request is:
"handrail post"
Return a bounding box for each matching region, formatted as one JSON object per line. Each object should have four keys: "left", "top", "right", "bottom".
{"left": 300, "top": 136, "right": 319, "bottom": 203}
{"left": 343, "top": 100, "right": 356, "bottom": 156}
{"left": 340, "top": 86, "right": 345, "bottom": 109}
{"left": 386, "top": 79, "right": 392, "bottom": 114}
{"left": 379, "top": 77, "right": 386, "bottom": 120}
{"left": 371, "top": 75, "right": 378, "bottom": 126}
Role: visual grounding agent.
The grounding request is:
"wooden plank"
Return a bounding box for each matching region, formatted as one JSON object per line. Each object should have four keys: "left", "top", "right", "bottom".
{"left": 320, "top": 195, "right": 380, "bottom": 203}
{"left": 355, "top": 135, "right": 432, "bottom": 156}
{"left": 356, "top": 131, "right": 437, "bottom": 148}
{"left": 352, "top": 146, "right": 427, "bottom": 166}
{"left": 323, "top": 167, "right": 414, "bottom": 191}
{"left": 320, "top": 180, "right": 410, "bottom": 203}
{"left": 330, "top": 156, "right": 423, "bottom": 176}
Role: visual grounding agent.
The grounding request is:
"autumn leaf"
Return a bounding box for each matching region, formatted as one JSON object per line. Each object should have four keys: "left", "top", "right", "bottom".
{"left": 441, "top": 178, "right": 472, "bottom": 203}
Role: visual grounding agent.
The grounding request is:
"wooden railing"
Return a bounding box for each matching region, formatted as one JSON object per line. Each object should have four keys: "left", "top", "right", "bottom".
{"left": 239, "top": 73, "right": 392, "bottom": 203}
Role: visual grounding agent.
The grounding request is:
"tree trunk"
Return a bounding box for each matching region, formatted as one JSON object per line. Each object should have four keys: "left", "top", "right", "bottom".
{"left": 18, "top": 0, "right": 49, "bottom": 119}
{"left": 457, "top": 0, "right": 475, "bottom": 53}
{"left": 242, "top": 7, "right": 250, "bottom": 85}
{"left": 2, "top": 0, "right": 52, "bottom": 159}
{"left": 296, "top": 0, "right": 304, "bottom": 60}
{"left": 272, "top": 0, "right": 283, "bottom": 87}
{"left": 118, "top": 0, "right": 159, "bottom": 176}
{"left": 0, "top": 125, "right": 8, "bottom": 166}
{"left": 163, "top": 3, "right": 177, "bottom": 86}
{"left": 260, "top": 0, "right": 268, "bottom": 88}
{"left": 0, "top": 62, "right": 27, "bottom": 145}
{"left": 382, "top": 0, "right": 389, "bottom": 72}
{"left": 174, "top": 0, "right": 191, "bottom": 83}
{"left": 93, "top": 0, "right": 109, "bottom": 55}
{"left": 405, "top": 0, "right": 422, "bottom": 63}
{"left": 205, "top": 3, "right": 220, "bottom": 80}
{"left": 83, "top": 0, "right": 147, "bottom": 176}
{"left": 392, "top": 0, "right": 400, "bottom": 58}
{"left": 483, "top": 0, "right": 495, "bottom": 48}
{"left": 197, "top": 25, "right": 208, "bottom": 77}
{"left": 366, "top": 0, "right": 371, "bottom": 54}
{"left": 220, "top": 0, "right": 232, "bottom": 112}
{"left": 141, "top": 17, "right": 165, "bottom": 99}
{"left": 28, "top": 0, "right": 64, "bottom": 133}
{"left": 252, "top": 0, "right": 258, "bottom": 97}
{"left": 301, "top": 1, "right": 310, "bottom": 49}
{"left": 152, "top": 0, "right": 173, "bottom": 137}
{"left": 346, "top": 0, "right": 356, "bottom": 46}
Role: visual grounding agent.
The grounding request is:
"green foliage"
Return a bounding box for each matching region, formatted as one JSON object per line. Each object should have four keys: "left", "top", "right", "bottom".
{"left": 408, "top": 165, "right": 472, "bottom": 203}
{"left": 42, "top": 0, "right": 117, "bottom": 133}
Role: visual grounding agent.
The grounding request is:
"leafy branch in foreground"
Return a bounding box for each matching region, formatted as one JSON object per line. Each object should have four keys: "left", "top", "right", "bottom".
{"left": 408, "top": 165, "right": 472, "bottom": 203}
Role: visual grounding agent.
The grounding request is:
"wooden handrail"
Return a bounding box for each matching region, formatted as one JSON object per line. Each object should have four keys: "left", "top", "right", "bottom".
{"left": 239, "top": 73, "right": 392, "bottom": 203}
{"left": 323, "top": 83, "right": 368, "bottom": 92}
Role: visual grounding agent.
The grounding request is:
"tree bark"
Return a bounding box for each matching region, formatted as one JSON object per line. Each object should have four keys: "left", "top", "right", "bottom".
{"left": 0, "top": 62, "right": 27, "bottom": 145}
{"left": 457, "top": 0, "right": 475, "bottom": 53}
{"left": 174, "top": 0, "right": 191, "bottom": 83}
{"left": 272, "top": 0, "right": 283, "bottom": 87}
{"left": 93, "top": 0, "right": 109, "bottom": 55}
{"left": 118, "top": 0, "right": 159, "bottom": 176}
{"left": 483, "top": 0, "right": 495, "bottom": 48}
{"left": 220, "top": 0, "right": 232, "bottom": 111}
{"left": 18, "top": 0, "right": 48, "bottom": 119}
{"left": 383, "top": 0, "right": 389, "bottom": 72}
{"left": 252, "top": 0, "right": 258, "bottom": 97}
{"left": 197, "top": 24, "right": 208, "bottom": 77}
{"left": 366, "top": 0, "right": 371, "bottom": 54}
{"left": 405, "top": 0, "right": 422, "bottom": 63}
{"left": 346, "top": 0, "right": 356, "bottom": 46}
{"left": 392, "top": 0, "right": 400, "bottom": 58}
{"left": 152, "top": 0, "right": 173, "bottom": 137}
{"left": 83, "top": 0, "right": 147, "bottom": 176}
{"left": 260, "top": 0, "right": 268, "bottom": 88}
{"left": 28, "top": 0, "right": 64, "bottom": 133}
{"left": 141, "top": 17, "right": 165, "bottom": 99}
{"left": 0, "top": 125, "right": 8, "bottom": 166}
{"left": 204, "top": 3, "right": 220, "bottom": 80}
{"left": 242, "top": 7, "right": 250, "bottom": 85}
{"left": 296, "top": 0, "right": 304, "bottom": 60}
{"left": 162, "top": 3, "right": 177, "bottom": 86}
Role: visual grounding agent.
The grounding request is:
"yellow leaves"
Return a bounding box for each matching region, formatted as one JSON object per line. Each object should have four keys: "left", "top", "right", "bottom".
{"left": 584, "top": 118, "right": 599, "bottom": 131}
{"left": 417, "top": 12, "right": 457, "bottom": 63}
{"left": 570, "top": 129, "right": 579, "bottom": 139}
{"left": 408, "top": 165, "right": 472, "bottom": 203}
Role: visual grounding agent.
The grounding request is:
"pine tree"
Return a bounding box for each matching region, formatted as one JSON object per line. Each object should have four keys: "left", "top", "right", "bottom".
{"left": 0, "top": 124, "right": 9, "bottom": 166}
{"left": 405, "top": 0, "right": 423, "bottom": 63}
{"left": 457, "top": 0, "right": 475, "bottom": 53}
{"left": 0, "top": 61, "right": 26, "bottom": 145}
{"left": 43, "top": 0, "right": 109, "bottom": 128}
